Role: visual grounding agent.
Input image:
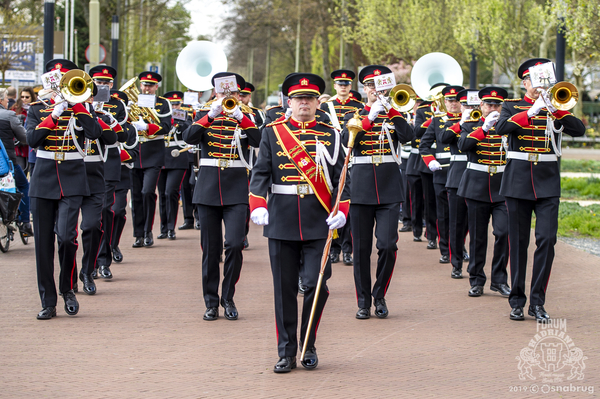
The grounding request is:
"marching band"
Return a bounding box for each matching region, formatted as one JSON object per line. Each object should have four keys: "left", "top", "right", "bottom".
{"left": 21, "top": 52, "right": 585, "bottom": 373}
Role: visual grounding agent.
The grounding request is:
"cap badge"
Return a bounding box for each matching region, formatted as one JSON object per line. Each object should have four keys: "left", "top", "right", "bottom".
{"left": 374, "top": 70, "right": 381, "bottom": 76}
{"left": 450, "top": 89, "right": 455, "bottom": 94}
{"left": 491, "top": 91, "right": 497, "bottom": 97}
{"left": 55, "top": 63, "right": 62, "bottom": 70}
{"left": 103, "top": 69, "right": 108, "bottom": 74}
{"left": 341, "top": 73, "right": 347, "bottom": 78}
{"left": 147, "top": 74, "right": 152, "bottom": 79}
{"left": 300, "top": 78, "right": 309, "bottom": 86}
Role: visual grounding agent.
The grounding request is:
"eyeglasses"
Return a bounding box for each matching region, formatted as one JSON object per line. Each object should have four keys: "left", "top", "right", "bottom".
{"left": 21, "top": 95, "right": 31, "bottom": 99}
{"left": 363, "top": 83, "right": 375, "bottom": 89}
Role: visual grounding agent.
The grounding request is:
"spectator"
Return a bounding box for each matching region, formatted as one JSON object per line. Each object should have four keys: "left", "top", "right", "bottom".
{"left": 0, "top": 88, "right": 33, "bottom": 236}
{"left": 10, "top": 87, "right": 36, "bottom": 171}
{"left": 6, "top": 86, "right": 17, "bottom": 110}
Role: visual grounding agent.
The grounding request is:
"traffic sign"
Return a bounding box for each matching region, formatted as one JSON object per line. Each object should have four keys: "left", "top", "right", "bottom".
{"left": 85, "top": 44, "right": 107, "bottom": 63}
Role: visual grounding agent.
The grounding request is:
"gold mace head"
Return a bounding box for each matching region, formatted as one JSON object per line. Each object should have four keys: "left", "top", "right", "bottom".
{"left": 346, "top": 110, "right": 363, "bottom": 149}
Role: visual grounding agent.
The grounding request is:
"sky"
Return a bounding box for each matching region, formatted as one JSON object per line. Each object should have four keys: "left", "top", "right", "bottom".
{"left": 185, "top": 0, "right": 228, "bottom": 45}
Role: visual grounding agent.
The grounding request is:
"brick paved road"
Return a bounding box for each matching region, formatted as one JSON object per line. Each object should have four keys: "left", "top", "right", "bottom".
{"left": 1, "top": 212, "right": 598, "bottom": 398}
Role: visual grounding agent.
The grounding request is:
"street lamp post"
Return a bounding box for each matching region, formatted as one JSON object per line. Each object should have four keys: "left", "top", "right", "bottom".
{"left": 44, "top": 0, "right": 55, "bottom": 66}
{"left": 111, "top": 15, "right": 119, "bottom": 68}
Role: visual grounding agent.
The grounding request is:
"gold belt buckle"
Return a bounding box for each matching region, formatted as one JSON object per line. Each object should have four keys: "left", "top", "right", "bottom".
{"left": 488, "top": 165, "right": 497, "bottom": 174}
{"left": 296, "top": 184, "right": 310, "bottom": 198}
{"left": 528, "top": 153, "right": 539, "bottom": 163}
{"left": 218, "top": 159, "right": 231, "bottom": 170}
{"left": 371, "top": 155, "right": 382, "bottom": 165}
{"left": 54, "top": 152, "right": 65, "bottom": 161}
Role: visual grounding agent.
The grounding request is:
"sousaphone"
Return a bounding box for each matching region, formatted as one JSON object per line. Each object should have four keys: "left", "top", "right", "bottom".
{"left": 176, "top": 41, "right": 228, "bottom": 92}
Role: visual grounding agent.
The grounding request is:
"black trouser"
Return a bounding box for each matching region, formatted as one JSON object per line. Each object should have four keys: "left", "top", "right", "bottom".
{"left": 351, "top": 202, "right": 400, "bottom": 309}
{"left": 180, "top": 164, "right": 195, "bottom": 224}
{"left": 197, "top": 203, "right": 246, "bottom": 308}
{"left": 130, "top": 166, "right": 161, "bottom": 237}
{"left": 79, "top": 192, "right": 104, "bottom": 276}
{"left": 268, "top": 238, "right": 331, "bottom": 357}
{"left": 400, "top": 168, "right": 411, "bottom": 227}
{"left": 433, "top": 182, "right": 450, "bottom": 256}
{"left": 157, "top": 168, "right": 187, "bottom": 232}
{"left": 97, "top": 181, "right": 117, "bottom": 268}
{"left": 330, "top": 221, "right": 352, "bottom": 256}
{"left": 111, "top": 182, "right": 129, "bottom": 250}
{"left": 506, "top": 196, "right": 559, "bottom": 308}
{"left": 466, "top": 198, "right": 509, "bottom": 287}
{"left": 447, "top": 188, "right": 468, "bottom": 269}
{"left": 31, "top": 196, "right": 82, "bottom": 308}
{"left": 407, "top": 174, "right": 423, "bottom": 238}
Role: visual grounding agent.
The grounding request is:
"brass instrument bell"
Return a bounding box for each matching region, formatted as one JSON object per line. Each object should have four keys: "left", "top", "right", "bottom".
{"left": 59, "top": 70, "right": 93, "bottom": 104}
{"left": 389, "top": 84, "right": 417, "bottom": 113}
{"left": 549, "top": 82, "right": 578, "bottom": 111}
{"left": 469, "top": 108, "right": 482, "bottom": 120}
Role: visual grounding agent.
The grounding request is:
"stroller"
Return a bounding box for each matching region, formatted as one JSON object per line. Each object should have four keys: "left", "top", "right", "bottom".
{"left": 0, "top": 139, "right": 26, "bottom": 252}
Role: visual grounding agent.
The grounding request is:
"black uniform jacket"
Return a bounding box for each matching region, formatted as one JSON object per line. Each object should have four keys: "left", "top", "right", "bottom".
{"left": 420, "top": 112, "right": 461, "bottom": 185}
{"left": 27, "top": 101, "right": 102, "bottom": 199}
{"left": 249, "top": 106, "right": 265, "bottom": 130}
{"left": 264, "top": 105, "right": 331, "bottom": 126}
{"left": 99, "top": 97, "right": 135, "bottom": 182}
{"left": 249, "top": 117, "right": 350, "bottom": 241}
{"left": 133, "top": 96, "right": 172, "bottom": 169}
{"left": 164, "top": 117, "right": 192, "bottom": 169}
{"left": 495, "top": 96, "right": 585, "bottom": 200}
{"left": 406, "top": 101, "right": 433, "bottom": 176}
{"left": 341, "top": 105, "right": 413, "bottom": 205}
{"left": 183, "top": 108, "right": 260, "bottom": 206}
{"left": 441, "top": 120, "right": 467, "bottom": 189}
{"left": 320, "top": 96, "right": 363, "bottom": 130}
{"left": 85, "top": 118, "right": 118, "bottom": 194}
{"left": 457, "top": 118, "right": 505, "bottom": 203}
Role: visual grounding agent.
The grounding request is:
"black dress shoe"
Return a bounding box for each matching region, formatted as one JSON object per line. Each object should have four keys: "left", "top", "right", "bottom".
{"left": 194, "top": 220, "right": 201, "bottom": 230}
{"left": 203, "top": 307, "right": 218, "bottom": 321}
{"left": 329, "top": 253, "right": 340, "bottom": 263}
{"left": 167, "top": 230, "right": 176, "bottom": 240}
{"left": 374, "top": 298, "right": 388, "bottom": 318}
{"left": 463, "top": 249, "right": 470, "bottom": 261}
{"left": 510, "top": 306, "right": 525, "bottom": 321}
{"left": 298, "top": 276, "right": 306, "bottom": 295}
{"left": 413, "top": 236, "right": 422, "bottom": 242}
{"left": 178, "top": 221, "right": 194, "bottom": 230}
{"left": 439, "top": 255, "right": 450, "bottom": 264}
{"left": 220, "top": 298, "right": 238, "bottom": 320}
{"left": 490, "top": 283, "right": 511, "bottom": 297}
{"left": 301, "top": 347, "right": 318, "bottom": 370}
{"left": 451, "top": 267, "right": 462, "bottom": 279}
{"left": 18, "top": 222, "right": 34, "bottom": 237}
{"left": 143, "top": 232, "right": 154, "bottom": 247}
{"left": 112, "top": 246, "right": 123, "bottom": 263}
{"left": 356, "top": 308, "right": 370, "bottom": 319}
{"left": 274, "top": 356, "right": 297, "bottom": 373}
{"left": 37, "top": 306, "right": 56, "bottom": 320}
{"left": 243, "top": 236, "right": 249, "bottom": 249}
{"left": 132, "top": 237, "right": 144, "bottom": 248}
{"left": 157, "top": 232, "right": 168, "bottom": 239}
{"left": 91, "top": 268, "right": 98, "bottom": 279}
{"left": 63, "top": 290, "right": 79, "bottom": 316}
{"left": 399, "top": 225, "right": 412, "bottom": 232}
{"left": 528, "top": 305, "right": 550, "bottom": 323}
{"left": 427, "top": 240, "right": 438, "bottom": 250}
{"left": 99, "top": 265, "right": 113, "bottom": 279}
{"left": 79, "top": 272, "right": 96, "bottom": 295}
{"left": 468, "top": 286, "right": 484, "bottom": 297}
{"left": 343, "top": 253, "right": 353, "bottom": 265}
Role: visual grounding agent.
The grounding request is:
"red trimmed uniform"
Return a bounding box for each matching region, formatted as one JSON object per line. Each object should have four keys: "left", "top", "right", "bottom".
{"left": 249, "top": 117, "right": 350, "bottom": 357}
{"left": 26, "top": 101, "right": 102, "bottom": 309}
{"left": 319, "top": 96, "right": 363, "bottom": 130}
{"left": 341, "top": 105, "right": 413, "bottom": 311}
{"left": 183, "top": 105, "right": 260, "bottom": 310}
{"left": 495, "top": 96, "right": 585, "bottom": 309}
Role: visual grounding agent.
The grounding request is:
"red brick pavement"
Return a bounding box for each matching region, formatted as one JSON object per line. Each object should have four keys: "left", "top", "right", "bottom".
{"left": 0, "top": 212, "right": 598, "bottom": 398}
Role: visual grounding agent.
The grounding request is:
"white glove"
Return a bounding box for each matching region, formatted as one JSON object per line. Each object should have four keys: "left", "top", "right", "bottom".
{"left": 104, "top": 112, "right": 118, "bottom": 128}
{"left": 482, "top": 111, "right": 500, "bottom": 132}
{"left": 284, "top": 107, "right": 293, "bottom": 119}
{"left": 51, "top": 101, "right": 69, "bottom": 119}
{"left": 380, "top": 96, "right": 391, "bottom": 111}
{"left": 527, "top": 95, "right": 547, "bottom": 118}
{"left": 368, "top": 101, "right": 385, "bottom": 121}
{"left": 208, "top": 98, "right": 223, "bottom": 119}
{"left": 540, "top": 90, "right": 557, "bottom": 113}
{"left": 250, "top": 207, "right": 269, "bottom": 226}
{"left": 191, "top": 101, "right": 201, "bottom": 110}
{"left": 428, "top": 160, "right": 442, "bottom": 172}
{"left": 460, "top": 110, "right": 471, "bottom": 125}
{"left": 405, "top": 112, "right": 413, "bottom": 125}
{"left": 326, "top": 210, "right": 346, "bottom": 230}
{"left": 231, "top": 105, "right": 244, "bottom": 121}
{"left": 132, "top": 117, "right": 148, "bottom": 132}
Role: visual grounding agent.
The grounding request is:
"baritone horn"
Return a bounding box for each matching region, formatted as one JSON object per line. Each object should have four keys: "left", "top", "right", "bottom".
{"left": 550, "top": 82, "right": 578, "bottom": 111}
{"left": 59, "top": 70, "right": 93, "bottom": 104}
{"left": 389, "top": 84, "right": 417, "bottom": 113}
{"left": 119, "top": 77, "right": 161, "bottom": 125}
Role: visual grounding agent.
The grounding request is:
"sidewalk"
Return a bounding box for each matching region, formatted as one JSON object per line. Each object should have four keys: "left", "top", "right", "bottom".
{"left": 0, "top": 215, "right": 598, "bottom": 398}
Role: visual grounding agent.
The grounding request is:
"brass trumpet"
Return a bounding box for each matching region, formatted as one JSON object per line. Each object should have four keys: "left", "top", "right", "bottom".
{"left": 549, "top": 82, "right": 578, "bottom": 111}
{"left": 389, "top": 84, "right": 417, "bottom": 113}
{"left": 59, "top": 70, "right": 94, "bottom": 104}
{"left": 222, "top": 89, "right": 238, "bottom": 113}
{"left": 469, "top": 108, "right": 482, "bottom": 120}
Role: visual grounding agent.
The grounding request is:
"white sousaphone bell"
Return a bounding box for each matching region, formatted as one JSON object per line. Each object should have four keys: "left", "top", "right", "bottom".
{"left": 411, "top": 52, "right": 463, "bottom": 114}
{"left": 175, "top": 41, "right": 228, "bottom": 92}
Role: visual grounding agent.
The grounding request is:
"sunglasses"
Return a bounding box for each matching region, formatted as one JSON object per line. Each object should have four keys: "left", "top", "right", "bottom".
{"left": 21, "top": 95, "right": 31, "bottom": 99}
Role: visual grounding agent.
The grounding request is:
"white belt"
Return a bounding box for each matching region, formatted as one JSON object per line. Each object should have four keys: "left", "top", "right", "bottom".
{"left": 166, "top": 141, "right": 184, "bottom": 148}
{"left": 138, "top": 134, "right": 165, "bottom": 143}
{"left": 84, "top": 155, "right": 103, "bottom": 163}
{"left": 410, "top": 148, "right": 420, "bottom": 154}
{"left": 506, "top": 151, "right": 557, "bottom": 162}
{"left": 271, "top": 184, "right": 314, "bottom": 196}
{"left": 467, "top": 162, "right": 505, "bottom": 173}
{"left": 352, "top": 155, "right": 397, "bottom": 165}
{"left": 105, "top": 143, "right": 120, "bottom": 149}
{"left": 451, "top": 154, "right": 468, "bottom": 162}
{"left": 36, "top": 150, "right": 84, "bottom": 161}
{"left": 400, "top": 152, "right": 410, "bottom": 159}
{"left": 199, "top": 158, "right": 246, "bottom": 168}
{"left": 435, "top": 152, "right": 451, "bottom": 159}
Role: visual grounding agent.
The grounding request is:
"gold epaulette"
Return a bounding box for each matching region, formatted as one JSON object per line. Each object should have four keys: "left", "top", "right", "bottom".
{"left": 343, "top": 109, "right": 358, "bottom": 117}
{"left": 266, "top": 119, "right": 287, "bottom": 127}
{"left": 30, "top": 100, "right": 44, "bottom": 106}
{"left": 316, "top": 121, "right": 334, "bottom": 129}
{"left": 504, "top": 98, "right": 522, "bottom": 102}
{"left": 464, "top": 118, "right": 480, "bottom": 123}
{"left": 265, "top": 105, "right": 281, "bottom": 111}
